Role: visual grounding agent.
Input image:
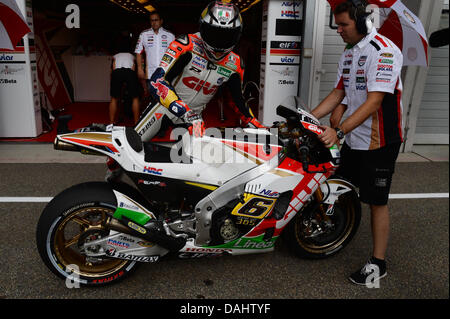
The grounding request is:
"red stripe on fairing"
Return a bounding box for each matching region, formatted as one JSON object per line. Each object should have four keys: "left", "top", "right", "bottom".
{"left": 64, "top": 137, "right": 118, "bottom": 153}
{"left": 221, "top": 140, "right": 281, "bottom": 161}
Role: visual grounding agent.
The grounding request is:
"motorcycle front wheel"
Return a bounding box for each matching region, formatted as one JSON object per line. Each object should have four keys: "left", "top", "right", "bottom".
{"left": 283, "top": 189, "right": 361, "bottom": 259}
{"left": 36, "top": 182, "right": 139, "bottom": 286}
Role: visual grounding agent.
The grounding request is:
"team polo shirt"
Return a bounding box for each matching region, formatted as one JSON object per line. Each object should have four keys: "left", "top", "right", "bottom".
{"left": 335, "top": 29, "right": 404, "bottom": 150}
{"left": 135, "top": 27, "right": 175, "bottom": 79}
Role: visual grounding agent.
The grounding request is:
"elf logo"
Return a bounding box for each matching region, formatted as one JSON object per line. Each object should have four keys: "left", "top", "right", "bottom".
{"left": 182, "top": 77, "right": 217, "bottom": 95}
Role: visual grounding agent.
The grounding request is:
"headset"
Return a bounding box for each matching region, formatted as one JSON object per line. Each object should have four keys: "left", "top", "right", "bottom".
{"left": 348, "top": 0, "right": 374, "bottom": 35}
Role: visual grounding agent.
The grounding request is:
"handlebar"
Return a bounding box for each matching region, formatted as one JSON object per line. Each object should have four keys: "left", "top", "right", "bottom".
{"left": 298, "top": 144, "right": 327, "bottom": 174}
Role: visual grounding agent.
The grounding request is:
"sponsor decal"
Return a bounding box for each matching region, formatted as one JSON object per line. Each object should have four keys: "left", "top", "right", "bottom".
{"left": 278, "top": 79, "right": 295, "bottom": 85}
{"left": 182, "top": 76, "right": 217, "bottom": 95}
{"left": 128, "top": 221, "right": 147, "bottom": 234}
{"left": 343, "top": 68, "right": 350, "bottom": 74}
{"left": 343, "top": 60, "right": 352, "bottom": 66}
{"left": 207, "top": 61, "right": 217, "bottom": 70}
{"left": 0, "top": 54, "right": 14, "bottom": 62}
{"left": 105, "top": 250, "right": 159, "bottom": 263}
{"left": 376, "top": 78, "right": 391, "bottom": 83}
{"left": 378, "top": 58, "right": 394, "bottom": 64}
{"left": 107, "top": 239, "right": 130, "bottom": 248}
{"left": 217, "top": 66, "right": 232, "bottom": 77}
{"left": 161, "top": 54, "right": 173, "bottom": 64}
{"left": 381, "top": 53, "right": 393, "bottom": 58}
{"left": 356, "top": 84, "right": 366, "bottom": 90}
{"left": 377, "top": 64, "right": 393, "bottom": 71}
{"left": 150, "top": 78, "right": 170, "bottom": 100}
{"left": 356, "top": 77, "right": 365, "bottom": 83}
{"left": 376, "top": 72, "right": 392, "bottom": 77}
{"left": 356, "top": 69, "right": 365, "bottom": 75}
{"left": 281, "top": 10, "right": 300, "bottom": 18}
{"left": 272, "top": 67, "right": 294, "bottom": 76}
{"left": 233, "top": 237, "right": 275, "bottom": 249}
{"left": 138, "top": 179, "right": 167, "bottom": 187}
{"left": 0, "top": 79, "right": 17, "bottom": 84}
{"left": 358, "top": 55, "right": 367, "bottom": 66}
{"left": 304, "top": 123, "right": 323, "bottom": 134}
{"left": 281, "top": 57, "right": 295, "bottom": 63}
{"left": 259, "top": 189, "right": 280, "bottom": 197}
{"left": 167, "top": 48, "right": 177, "bottom": 57}
{"left": 119, "top": 202, "right": 140, "bottom": 211}
{"left": 143, "top": 166, "right": 163, "bottom": 175}
{"left": 189, "top": 66, "right": 202, "bottom": 74}
{"left": 192, "top": 56, "right": 207, "bottom": 69}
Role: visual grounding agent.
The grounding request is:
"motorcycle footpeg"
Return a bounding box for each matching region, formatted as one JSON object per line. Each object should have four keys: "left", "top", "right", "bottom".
{"left": 119, "top": 217, "right": 186, "bottom": 252}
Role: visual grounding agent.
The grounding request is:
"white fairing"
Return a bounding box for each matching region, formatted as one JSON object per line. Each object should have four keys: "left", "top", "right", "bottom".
{"left": 110, "top": 126, "right": 280, "bottom": 186}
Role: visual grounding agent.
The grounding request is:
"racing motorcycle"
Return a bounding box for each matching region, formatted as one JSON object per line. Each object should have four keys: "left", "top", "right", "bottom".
{"left": 36, "top": 96, "right": 361, "bottom": 286}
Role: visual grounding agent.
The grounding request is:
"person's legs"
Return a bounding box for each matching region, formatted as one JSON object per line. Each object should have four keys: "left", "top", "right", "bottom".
{"left": 370, "top": 204, "right": 390, "bottom": 260}
{"left": 109, "top": 97, "right": 119, "bottom": 124}
{"left": 131, "top": 97, "right": 140, "bottom": 125}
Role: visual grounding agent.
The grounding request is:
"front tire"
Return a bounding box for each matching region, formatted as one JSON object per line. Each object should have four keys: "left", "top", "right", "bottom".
{"left": 284, "top": 190, "right": 361, "bottom": 259}
{"left": 36, "top": 182, "right": 139, "bottom": 286}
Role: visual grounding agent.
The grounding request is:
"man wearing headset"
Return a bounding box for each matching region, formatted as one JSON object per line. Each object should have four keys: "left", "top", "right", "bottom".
{"left": 311, "top": 0, "right": 403, "bottom": 286}
{"left": 134, "top": 1, "right": 264, "bottom": 142}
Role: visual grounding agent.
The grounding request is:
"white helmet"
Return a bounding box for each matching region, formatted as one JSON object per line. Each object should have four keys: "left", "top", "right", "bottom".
{"left": 199, "top": 1, "right": 243, "bottom": 61}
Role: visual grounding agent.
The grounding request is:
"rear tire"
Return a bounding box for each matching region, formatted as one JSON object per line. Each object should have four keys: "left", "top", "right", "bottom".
{"left": 284, "top": 190, "right": 361, "bottom": 259}
{"left": 36, "top": 182, "right": 139, "bottom": 286}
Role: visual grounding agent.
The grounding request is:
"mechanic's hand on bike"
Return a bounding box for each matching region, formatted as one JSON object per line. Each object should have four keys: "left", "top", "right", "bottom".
{"left": 182, "top": 110, "right": 206, "bottom": 138}
{"left": 318, "top": 125, "right": 339, "bottom": 148}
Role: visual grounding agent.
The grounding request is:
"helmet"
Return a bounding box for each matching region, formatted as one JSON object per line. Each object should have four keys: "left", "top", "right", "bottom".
{"left": 199, "top": 1, "right": 243, "bottom": 61}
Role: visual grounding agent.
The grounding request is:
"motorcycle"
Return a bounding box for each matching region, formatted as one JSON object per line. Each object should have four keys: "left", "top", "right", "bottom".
{"left": 36, "top": 96, "right": 361, "bottom": 286}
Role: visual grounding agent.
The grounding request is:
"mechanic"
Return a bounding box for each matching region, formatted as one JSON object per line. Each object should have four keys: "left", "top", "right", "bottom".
{"left": 135, "top": 11, "right": 175, "bottom": 96}
{"left": 134, "top": 0, "right": 265, "bottom": 141}
{"left": 311, "top": 0, "right": 404, "bottom": 286}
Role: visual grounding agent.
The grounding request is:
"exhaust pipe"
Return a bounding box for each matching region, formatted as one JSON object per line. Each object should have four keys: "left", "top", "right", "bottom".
{"left": 108, "top": 216, "right": 186, "bottom": 252}
{"left": 54, "top": 137, "right": 80, "bottom": 152}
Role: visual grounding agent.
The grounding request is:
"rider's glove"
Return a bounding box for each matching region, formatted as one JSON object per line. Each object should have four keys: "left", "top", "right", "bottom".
{"left": 241, "top": 116, "right": 266, "bottom": 129}
{"left": 182, "top": 110, "right": 205, "bottom": 138}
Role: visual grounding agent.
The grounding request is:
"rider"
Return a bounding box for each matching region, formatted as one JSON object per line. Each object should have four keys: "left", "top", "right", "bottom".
{"left": 134, "top": 0, "right": 265, "bottom": 141}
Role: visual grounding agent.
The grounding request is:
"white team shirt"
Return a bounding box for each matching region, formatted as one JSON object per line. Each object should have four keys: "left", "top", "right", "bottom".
{"left": 113, "top": 53, "right": 135, "bottom": 70}
{"left": 135, "top": 27, "right": 175, "bottom": 79}
{"left": 335, "top": 29, "right": 404, "bottom": 150}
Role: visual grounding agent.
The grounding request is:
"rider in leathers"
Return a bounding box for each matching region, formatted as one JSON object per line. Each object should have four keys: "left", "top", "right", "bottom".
{"left": 134, "top": 1, "right": 265, "bottom": 141}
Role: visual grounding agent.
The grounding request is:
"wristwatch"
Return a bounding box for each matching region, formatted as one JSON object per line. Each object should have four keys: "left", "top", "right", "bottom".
{"left": 334, "top": 127, "right": 345, "bottom": 140}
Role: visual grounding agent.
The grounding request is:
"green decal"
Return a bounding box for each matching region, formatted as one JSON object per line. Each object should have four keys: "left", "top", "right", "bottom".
{"left": 218, "top": 66, "right": 233, "bottom": 78}
{"left": 113, "top": 207, "right": 151, "bottom": 225}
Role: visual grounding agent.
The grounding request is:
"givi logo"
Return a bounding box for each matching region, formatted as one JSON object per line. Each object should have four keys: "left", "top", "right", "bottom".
{"left": 182, "top": 77, "right": 217, "bottom": 95}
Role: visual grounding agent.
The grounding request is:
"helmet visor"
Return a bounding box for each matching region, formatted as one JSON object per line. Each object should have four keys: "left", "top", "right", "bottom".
{"left": 200, "top": 23, "right": 241, "bottom": 51}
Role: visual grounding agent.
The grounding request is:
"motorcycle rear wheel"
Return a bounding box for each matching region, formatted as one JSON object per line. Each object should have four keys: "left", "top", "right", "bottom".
{"left": 36, "top": 182, "right": 139, "bottom": 286}
{"left": 284, "top": 190, "right": 361, "bottom": 259}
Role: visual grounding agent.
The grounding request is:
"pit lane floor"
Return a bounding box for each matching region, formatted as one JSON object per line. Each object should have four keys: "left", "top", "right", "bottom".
{"left": 0, "top": 144, "right": 448, "bottom": 299}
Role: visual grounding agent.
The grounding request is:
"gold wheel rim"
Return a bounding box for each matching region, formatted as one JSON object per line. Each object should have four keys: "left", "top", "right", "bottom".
{"left": 53, "top": 206, "right": 129, "bottom": 278}
{"left": 295, "top": 195, "right": 355, "bottom": 253}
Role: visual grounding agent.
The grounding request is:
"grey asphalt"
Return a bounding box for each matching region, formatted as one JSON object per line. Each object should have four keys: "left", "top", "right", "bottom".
{"left": 0, "top": 162, "right": 448, "bottom": 299}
